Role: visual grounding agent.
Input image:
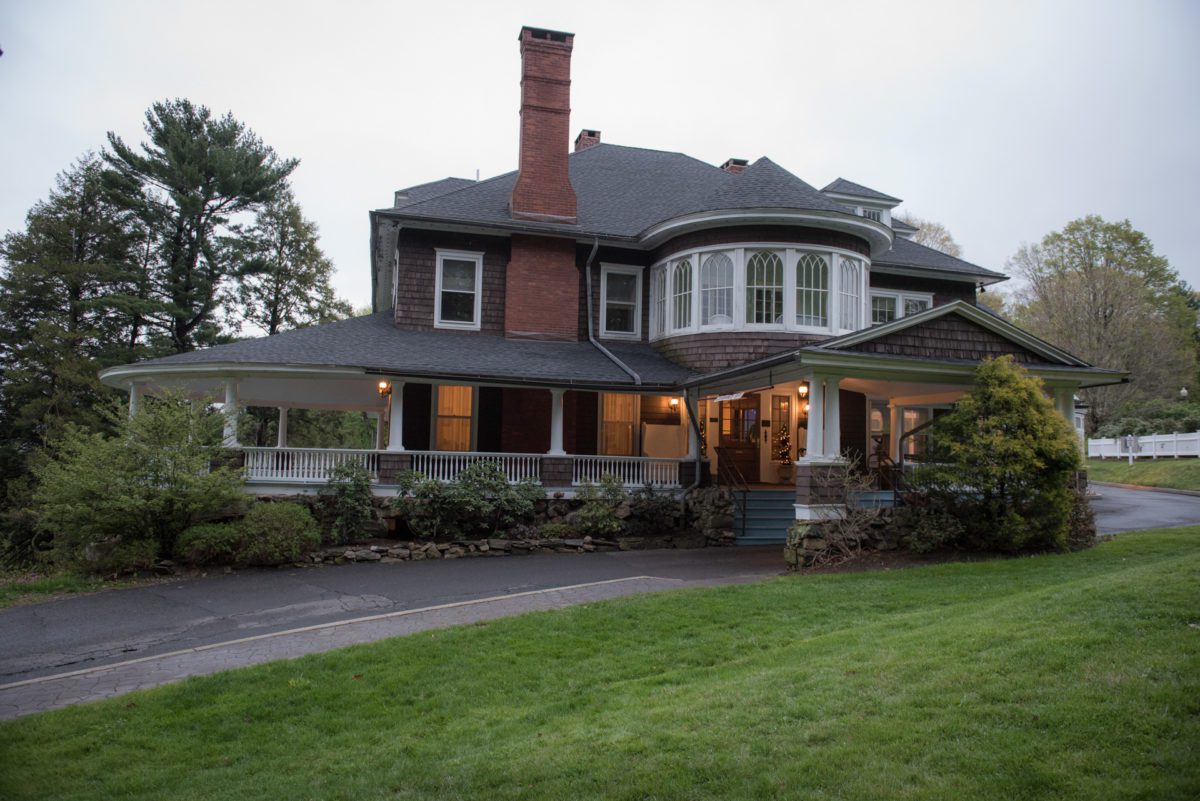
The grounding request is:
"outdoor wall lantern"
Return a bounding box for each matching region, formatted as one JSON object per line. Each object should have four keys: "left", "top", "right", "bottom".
{"left": 797, "top": 382, "right": 809, "bottom": 398}
{"left": 669, "top": 397, "right": 680, "bottom": 408}
{"left": 377, "top": 380, "right": 392, "bottom": 398}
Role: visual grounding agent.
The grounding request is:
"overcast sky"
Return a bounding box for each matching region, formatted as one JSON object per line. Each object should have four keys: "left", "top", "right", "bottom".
{"left": 3, "top": 0, "right": 1198, "bottom": 311}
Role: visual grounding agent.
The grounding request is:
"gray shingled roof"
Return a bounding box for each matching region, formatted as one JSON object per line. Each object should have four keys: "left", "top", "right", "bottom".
{"left": 821, "top": 177, "right": 902, "bottom": 204}
{"left": 874, "top": 236, "right": 1005, "bottom": 281}
{"left": 393, "top": 177, "right": 477, "bottom": 207}
{"left": 132, "top": 312, "right": 695, "bottom": 388}
{"left": 890, "top": 216, "right": 919, "bottom": 233}
{"left": 379, "top": 146, "right": 853, "bottom": 240}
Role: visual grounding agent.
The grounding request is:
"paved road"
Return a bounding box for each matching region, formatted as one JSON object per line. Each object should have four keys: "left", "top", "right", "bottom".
{"left": 1089, "top": 484, "right": 1200, "bottom": 535}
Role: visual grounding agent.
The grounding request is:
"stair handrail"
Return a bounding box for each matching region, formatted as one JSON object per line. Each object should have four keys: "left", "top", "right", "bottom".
{"left": 714, "top": 447, "right": 750, "bottom": 540}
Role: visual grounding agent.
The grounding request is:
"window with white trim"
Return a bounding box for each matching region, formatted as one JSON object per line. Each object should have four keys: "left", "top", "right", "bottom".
{"left": 746, "top": 250, "right": 784, "bottom": 325}
{"left": 434, "top": 250, "right": 483, "bottom": 330}
{"left": 869, "top": 290, "right": 934, "bottom": 325}
{"left": 795, "top": 253, "right": 829, "bottom": 327}
{"left": 671, "top": 258, "right": 693, "bottom": 330}
{"left": 600, "top": 265, "right": 641, "bottom": 338}
{"left": 862, "top": 208, "right": 882, "bottom": 222}
{"left": 700, "top": 252, "right": 734, "bottom": 326}
{"left": 838, "top": 256, "right": 863, "bottom": 330}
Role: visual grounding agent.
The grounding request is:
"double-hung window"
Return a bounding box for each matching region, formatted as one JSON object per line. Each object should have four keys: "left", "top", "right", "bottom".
{"left": 600, "top": 265, "right": 641, "bottom": 339}
{"left": 700, "top": 252, "right": 734, "bottom": 326}
{"left": 869, "top": 290, "right": 933, "bottom": 325}
{"left": 838, "top": 256, "right": 863, "bottom": 330}
{"left": 795, "top": 252, "right": 829, "bottom": 327}
{"left": 434, "top": 249, "right": 484, "bottom": 330}
{"left": 746, "top": 250, "right": 784, "bottom": 325}
{"left": 871, "top": 294, "right": 898, "bottom": 325}
{"left": 671, "top": 258, "right": 693, "bottom": 330}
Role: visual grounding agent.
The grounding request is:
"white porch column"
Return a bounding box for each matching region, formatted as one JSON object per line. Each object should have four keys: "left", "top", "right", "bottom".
{"left": 806, "top": 376, "right": 825, "bottom": 459}
{"left": 128, "top": 384, "right": 141, "bottom": 417}
{"left": 222, "top": 380, "right": 240, "bottom": 448}
{"left": 686, "top": 389, "right": 700, "bottom": 459}
{"left": 823, "top": 375, "right": 842, "bottom": 458}
{"left": 548, "top": 388, "right": 566, "bottom": 455}
{"left": 1053, "top": 387, "right": 1076, "bottom": 427}
{"left": 386, "top": 382, "right": 406, "bottom": 452}
{"left": 276, "top": 407, "right": 288, "bottom": 448}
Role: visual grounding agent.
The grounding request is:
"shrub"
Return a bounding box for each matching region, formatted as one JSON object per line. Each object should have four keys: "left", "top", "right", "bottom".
{"left": 911, "top": 356, "right": 1081, "bottom": 553}
{"left": 33, "top": 394, "right": 244, "bottom": 571}
{"left": 573, "top": 475, "right": 626, "bottom": 539}
{"left": 235, "top": 502, "right": 320, "bottom": 566}
{"left": 393, "top": 462, "right": 544, "bottom": 540}
{"left": 321, "top": 461, "right": 375, "bottom": 545}
{"left": 1066, "top": 479, "right": 1097, "bottom": 551}
{"left": 84, "top": 538, "right": 160, "bottom": 575}
{"left": 537, "top": 521, "right": 575, "bottom": 539}
{"left": 625, "top": 484, "right": 678, "bottom": 537}
{"left": 176, "top": 523, "right": 242, "bottom": 566}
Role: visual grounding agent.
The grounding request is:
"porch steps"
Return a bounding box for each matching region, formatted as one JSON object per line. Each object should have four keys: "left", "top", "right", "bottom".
{"left": 734, "top": 489, "right": 795, "bottom": 546}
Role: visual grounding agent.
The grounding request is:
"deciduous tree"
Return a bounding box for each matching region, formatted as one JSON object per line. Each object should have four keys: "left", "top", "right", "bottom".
{"left": 894, "top": 213, "right": 963, "bottom": 257}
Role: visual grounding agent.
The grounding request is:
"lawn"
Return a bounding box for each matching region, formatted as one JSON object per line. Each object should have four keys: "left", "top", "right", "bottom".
{"left": 0, "top": 571, "right": 133, "bottom": 609}
{"left": 2, "top": 529, "right": 1198, "bottom": 801}
{"left": 1087, "top": 457, "right": 1200, "bottom": 491}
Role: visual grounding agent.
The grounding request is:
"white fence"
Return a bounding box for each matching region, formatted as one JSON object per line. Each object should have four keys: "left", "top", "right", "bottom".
{"left": 1088, "top": 431, "right": 1200, "bottom": 460}
{"left": 243, "top": 447, "right": 379, "bottom": 483}
{"left": 408, "top": 451, "right": 542, "bottom": 483}
{"left": 572, "top": 455, "right": 681, "bottom": 488}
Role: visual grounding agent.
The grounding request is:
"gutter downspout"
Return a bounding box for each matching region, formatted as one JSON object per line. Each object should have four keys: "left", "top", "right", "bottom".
{"left": 582, "top": 238, "right": 641, "bottom": 386}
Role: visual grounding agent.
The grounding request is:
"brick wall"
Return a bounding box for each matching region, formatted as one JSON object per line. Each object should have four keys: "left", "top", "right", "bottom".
{"left": 565, "top": 390, "right": 598, "bottom": 454}
{"left": 500, "top": 388, "right": 552, "bottom": 453}
{"left": 506, "top": 235, "right": 579, "bottom": 340}
{"left": 510, "top": 29, "right": 577, "bottom": 222}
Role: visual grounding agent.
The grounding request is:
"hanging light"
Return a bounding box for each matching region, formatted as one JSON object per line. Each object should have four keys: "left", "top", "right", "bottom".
{"left": 377, "top": 380, "right": 392, "bottom": 397}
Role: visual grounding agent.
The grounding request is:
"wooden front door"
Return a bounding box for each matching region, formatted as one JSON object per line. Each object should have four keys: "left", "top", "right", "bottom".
{"left": 719, "top": 394, "right": 760, "bottom": 483}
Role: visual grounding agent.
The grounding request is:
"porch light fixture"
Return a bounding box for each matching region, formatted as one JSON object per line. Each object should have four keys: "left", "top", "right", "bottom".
{"left": 797, "top": 383, "right": 809, "bottom": 398}
{"left": 669, "top": 397, "right": 680, "bottom": 408}
{"left": 802, "top": 401, "right": 810, "bottom": 414}
{"left": 377, "top": 380, "right": 392, "bottom": 398}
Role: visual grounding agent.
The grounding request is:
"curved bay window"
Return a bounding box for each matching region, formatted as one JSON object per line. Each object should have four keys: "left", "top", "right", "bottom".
{"left": 649, "top": 243, "right": 870, "bottom": 339}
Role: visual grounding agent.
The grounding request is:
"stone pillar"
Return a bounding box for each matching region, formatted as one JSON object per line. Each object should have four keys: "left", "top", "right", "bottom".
{"left": 276, "top": 407, "right": 288, "bottom": 448}
{"left": 222, "top": 380, "right": 240, "bottom": 448}
{"left": 548, "top": 388, "right": 566, "bottom": 455}
{"left": 128, "top": 384, "right": 141, "bottom": 417}
{"left": 386, "top": 382, "right": 405, "bottom": 452}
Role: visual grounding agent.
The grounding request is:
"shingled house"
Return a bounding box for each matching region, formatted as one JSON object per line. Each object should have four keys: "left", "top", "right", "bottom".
{"left": 100, "top": 26, "right": 1123, "bottom": 541}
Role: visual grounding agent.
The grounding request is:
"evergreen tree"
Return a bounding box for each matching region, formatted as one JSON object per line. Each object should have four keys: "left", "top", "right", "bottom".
{"left": 103, "top": 99, "right": 297, "bottom": 352}
{"left": 231, "top": 187, "right": 351, "bottom": 335}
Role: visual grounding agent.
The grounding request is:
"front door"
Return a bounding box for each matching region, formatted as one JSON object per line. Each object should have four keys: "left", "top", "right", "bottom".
{"left": 719, "top": 393, "right": 760, "bottom": 483}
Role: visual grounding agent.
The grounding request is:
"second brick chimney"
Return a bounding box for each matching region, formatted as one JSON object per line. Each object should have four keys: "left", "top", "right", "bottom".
{"left": 510, "top": 27, "right": 578, "bottom": 224}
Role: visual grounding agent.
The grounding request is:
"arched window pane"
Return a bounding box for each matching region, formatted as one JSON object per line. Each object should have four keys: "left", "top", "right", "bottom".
{"left": 672, "top": 259, "right": 692, "bottom": 330}
{"left": 651, "top": 266, "right": 667, "bottom": 336}
{"left": 700, "top": 252, "right": 734, "bottom": 325}
{"left": 839, "top": 256, "right": 862, "bottom": 330}
{"left": 795, "top": 253, "right": 829, "bottom": 327}
{"left": 746, "top": 251, "right": 783, "bottom": 324}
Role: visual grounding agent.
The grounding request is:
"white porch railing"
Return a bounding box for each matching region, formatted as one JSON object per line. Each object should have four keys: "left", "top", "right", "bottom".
{"left": 408, "top": 451, "right": 543, "bottom": 483}
{"left": 1088, "top": 431, "right": 1200, "bottom": 460}
{"left": 243, "top": 447, "right": 380, "bottom": 483}
{"left": 572, "top": 455, "right": 681, "bottom": 488}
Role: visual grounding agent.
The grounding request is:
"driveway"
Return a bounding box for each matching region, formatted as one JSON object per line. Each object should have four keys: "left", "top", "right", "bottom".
{"left": 1089, "top": 484, "right": 1200, "bottom": 535}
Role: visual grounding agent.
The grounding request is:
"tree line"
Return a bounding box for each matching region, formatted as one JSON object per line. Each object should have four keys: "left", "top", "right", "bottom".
{"left": 0, "top": 99, "right": 354, "bottom": 561}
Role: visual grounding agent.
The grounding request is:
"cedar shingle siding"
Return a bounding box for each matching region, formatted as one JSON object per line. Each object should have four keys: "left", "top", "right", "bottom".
{"left": 842, "top": 316, "right": 1051, "bottom": 363}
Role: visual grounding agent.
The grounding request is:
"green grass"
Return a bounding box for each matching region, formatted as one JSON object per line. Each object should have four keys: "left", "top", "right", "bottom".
{"left": 0, "top": 571, "right": 121, "bottom": 609}
{"left": 2, "top": 529, "right": 1199, "bottom": 801}
{"left": 1087, "top": 457, "right": 1200, "bottom": 491}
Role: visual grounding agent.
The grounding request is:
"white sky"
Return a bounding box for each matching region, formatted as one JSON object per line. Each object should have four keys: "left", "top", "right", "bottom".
{"left": 2, "top": 0, "right": 1198, "bottom": 310}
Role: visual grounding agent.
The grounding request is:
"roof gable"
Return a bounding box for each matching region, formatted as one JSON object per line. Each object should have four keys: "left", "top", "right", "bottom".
{"left": 813, "top": 301, "right": 1091, "bottom": 367}
{"left": 822, "top": 177, "right": 901, "bottom": 204}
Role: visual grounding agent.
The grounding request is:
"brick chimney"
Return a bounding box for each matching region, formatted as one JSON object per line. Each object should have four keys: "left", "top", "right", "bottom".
{"left": 721, "top": 158, "right": 748, "bottom": 174}
{"left": 510, "top": 27, "right": 578, "bottom": 223}
{"left": 574, "top": 129, "right": 601, "bottom": 151}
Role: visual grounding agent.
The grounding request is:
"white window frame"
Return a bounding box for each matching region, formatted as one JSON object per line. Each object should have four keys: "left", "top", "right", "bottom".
{"left": 434, "top": 249, "right": 484, "bottom": 331}
{"left": 869, "top": 289, "right": 934, "bottom": 325}
{"left": 599, "top": 263, "right": 643, "bottom": 340}
{"left": 698, "top": 251, "right": 736, "bottom": 329}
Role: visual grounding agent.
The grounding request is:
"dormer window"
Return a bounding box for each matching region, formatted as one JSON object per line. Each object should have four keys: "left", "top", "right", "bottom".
{"left": 870, "top": 290, "right": 934, "bottom": 325}
{"left": 434, "top": 249, "right": 484, "bottom": 330}
{"left": 862, "top": 208, "right": 882, "bottom": 222}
